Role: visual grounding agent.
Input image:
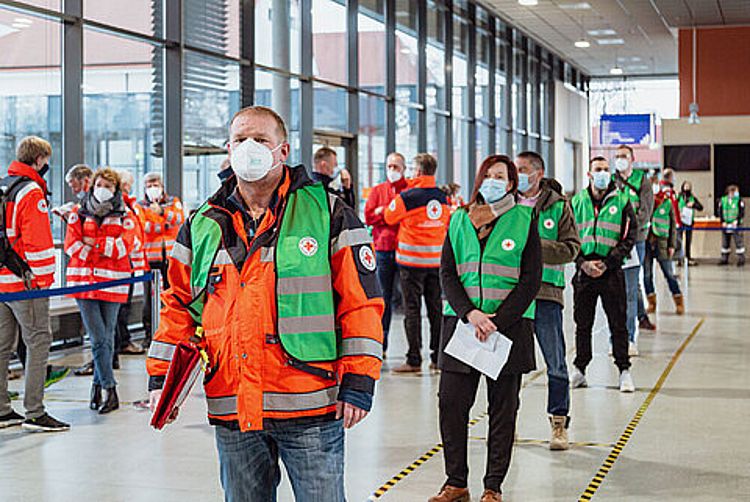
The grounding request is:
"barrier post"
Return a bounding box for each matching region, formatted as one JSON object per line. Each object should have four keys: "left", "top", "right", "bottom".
{"left": 151, "top": 269, "right": 162, "bottom": 337}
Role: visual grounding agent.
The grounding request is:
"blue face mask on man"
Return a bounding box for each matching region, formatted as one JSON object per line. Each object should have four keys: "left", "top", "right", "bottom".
{"left": 517, "top": 173, "right": 530, "bottom": 193}
{"left": 591, "top": 171, "right": 611, "bottom": 190}
{"left": 479, "top": 178, "right": 508, "bottom": 204}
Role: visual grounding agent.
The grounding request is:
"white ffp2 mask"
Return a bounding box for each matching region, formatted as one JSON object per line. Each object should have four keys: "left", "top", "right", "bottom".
{"left": 94, "top": 187, "right": 114, "bottom": 203}
{"left": 230, "top": 138, "right": 282, "bottom": 182}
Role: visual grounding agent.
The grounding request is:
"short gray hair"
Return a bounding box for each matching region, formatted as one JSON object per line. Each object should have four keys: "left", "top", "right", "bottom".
{"left": 118, "top": 169, "right": 135, "bottom": 187}
{"left": 144, "top": 172, "right": 163, "bottom": 184}
{"left": 65, "top": 164, "right": 93, "bottom": 184}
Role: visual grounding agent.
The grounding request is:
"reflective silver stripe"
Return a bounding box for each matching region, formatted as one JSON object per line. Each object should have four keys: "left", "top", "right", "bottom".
{"left": 103, "top": 285, "right": 130, "bottom": 295}
{"left": 581, "top": 235, "right": 596, "bottom": 245}
{"left": 30, "top": 264, "right": 55, "bottom": 275}
{"left": 464, "top": 286, "right": 480, "bottom": 297}
{"left": 483, "top": 288, "right": 512, "bottom": 301}
{"left": 144, "top": 222, "right": 152, "bottom": 233}
{"left": 398, "top": 242, "right": 443, "bottom": 253}
{"left": 278, "top": 315, "right": 335, "bottom": 334}
{"left": 171, "top": 242, "right": 192, "bottom": 265}
{"left": 482, "top": 264, "right": 520, "bottom": 279}
{"left": 214, "top": 249, "right": 233, "bottom": 265}
{"left": 147, "top": 341, "right": 176, "bottom": 361}
{"left": 456, "top": 262, "right": 479, "bottom": 275}
{"left": 144, "top": 242, "right": 163, "bottom": 249}
{"left": 115, "top": 237, "right": 127, "bottom": 258}
{"left": 104, "top": 237, "right": 114, "bottom": 257}
{"left": 260, "top": 247, "right": 275, "bottom": 263}
{"left": 598, "top": 221, "right": 621, "bottom": 232}
{"left": 103, "top": 216, "right": 122, "bottom": 226}
{"left": 396, "top": 252, "right": 440, "bottom": 266}
{"left": 66, "top": 241, "right": 83, "bottom": 257}
{"left": 25, "top": 249, "right": 55, "bottom": 261}
{"left": 577, "top": 221, "right": 594, "bottom": 230}
{"left": 652, "top": 217, "right": 669, "bottom": 225}
{"left": 597, "top": 236, "right": 620, "bottom": 247}
{"left": 80, "top": 245, "right": 91, "bottom": 261}
{"left": 331, "top": 228, "right": 372, "bottom": 254}
{"left": 278, "top": 275, "right": 332, "bottom": 295}
{"left": 206, "top": 395, "right": 237, "bottom": 416}
{"left": 66, "top": 267, "right": 91, "bottom": 277}
{"left": 166, "top": 212, "right": 175, "bottom": 223}
{"left": 0, "top": 274, "right": 23, "bottom": 284}
{"left": 340, "top": 337, "right": 383, "bottom": 359}
{"left": 263, "top": 386, "right": 339, "bottom": 412}
{"left": 736, "top": 247, "right": 746, "bottom": 254}
{"left": 155, "top": 224, "right": 162, "bottom": 233}
{"left": 93, "top": 268, "right": 131, "bottom": 279}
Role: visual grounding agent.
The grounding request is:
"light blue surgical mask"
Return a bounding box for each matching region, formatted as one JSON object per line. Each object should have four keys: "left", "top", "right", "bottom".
{"left": 592, "top": 171, "right": 611, "bottom": 190}
{"left": 517, "top": 173, "right": 530, "bottom": 194}
{"left": 479, "top": 178, "right": 508, "bottom": 204}
{"left": 76, "top": 191, "right": 86, "bottom": 201}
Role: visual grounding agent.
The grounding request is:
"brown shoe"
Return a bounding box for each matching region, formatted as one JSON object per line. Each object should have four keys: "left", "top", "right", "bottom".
{"left": 673, "top": 294, "right": 685, "bottom": 315}
{"left": 639, "top": 316, "right": 656, "bottom": 331}
{"left": 428, "top": 485, "right": 470, "bottom": 502}
{"left": 392, "top": 363, "right": 420, "bottom": 373}
{"left": 480, "top": 489, "right": 502, "bottom": 502}
{"left": 120, "top": 342, "right": 145, "bottom": 355}
{"left": 646, "top": 293, "right": 657, "bottom": 314}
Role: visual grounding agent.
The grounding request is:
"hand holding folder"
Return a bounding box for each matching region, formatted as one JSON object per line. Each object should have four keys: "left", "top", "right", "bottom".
{"left": 150, "top": 340, "right": 206, "bottom": 430}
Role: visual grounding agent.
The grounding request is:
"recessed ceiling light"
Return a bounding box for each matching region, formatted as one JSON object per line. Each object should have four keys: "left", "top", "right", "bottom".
{"left": 588, "top": 29, "right": 617, "bottom": 36}
{"left": 14, "top": 18, "right": 33, "bottom": 24}
{"left": 574, "top": 39, "right": 591, "bottom": 48}
{"left": 559, "top": 2, "right": 591, "bottom": 10}
{"left": 610, "top": 66, "right": 624, "bottom": 75}
{"left": 597, "top": 38, "right": 625, "bottom": 45}
{"left": 518, "top": 0, "right": 539, "bottom": 6}
{"left": 11, "top": 23, "right": 29, "bottom": 29}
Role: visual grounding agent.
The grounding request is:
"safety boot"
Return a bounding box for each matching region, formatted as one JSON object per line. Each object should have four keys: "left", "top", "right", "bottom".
{"left": 480, "top": 489, "right": 502, "bottom": 502}
{"left": 428, "top": 485, "right": 470, "bottom": 502}
{"left": 673, "top": 294, "right": 685, "bottom": 315}
{"left": 646, "top": 293, "right": 657, "bottom": 314}
{"left": 549, "top": 416, "right": 570, "bottom": 451}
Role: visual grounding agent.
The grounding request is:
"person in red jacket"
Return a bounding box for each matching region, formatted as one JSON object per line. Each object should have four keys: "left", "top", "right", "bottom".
{"left": 364, "top": 152, "right": 408, "bottom": 356}
{"left": 65, "top": 168, "right": 135, "bottom": 415}
{"left": 0, "top": 136, "right": 69, "bottom": 432}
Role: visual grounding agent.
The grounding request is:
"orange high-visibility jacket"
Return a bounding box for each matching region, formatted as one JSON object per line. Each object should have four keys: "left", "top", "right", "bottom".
{"left": 0, "top": 161, "right": 56, "bottom": 292}
{"left": 139, "top": 195, "right": 184, "bottom": 263}
{"left": 64, "top": 204, "right": 136, "bottom": 303}
{"left": 146, "top": 166, "right": 384, "bottom": 431}
{"left": 384, "top": 175, "right": 451, "bottom": 268}
{"left": 123, "top": 194, "right": 147, "bottom": 273}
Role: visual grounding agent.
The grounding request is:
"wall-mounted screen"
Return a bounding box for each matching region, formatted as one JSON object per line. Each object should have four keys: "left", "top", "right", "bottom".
{"left": 714, "top": 144, "right": 750, "bottom": 196}
{"left": 600, "top": 114, "right": 652, "bottom": 145}
{"left": 664, "top": 145, "right": 711, "bottom": 171}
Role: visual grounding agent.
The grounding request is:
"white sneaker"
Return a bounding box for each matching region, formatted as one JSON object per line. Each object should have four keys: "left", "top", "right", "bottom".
{"left": 570, "top": 366, "right": 587, "bottom": 388}
{"left": 628, "top": 341, "right": 639, "bottom": 357}
{"left": 619, "top": 370, "right": 635, "bottom": 393}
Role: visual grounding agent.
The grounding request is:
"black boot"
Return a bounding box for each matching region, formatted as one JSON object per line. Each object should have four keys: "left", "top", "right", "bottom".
{"left": 90, "top": 384, "right": 102, "bottom": 410}
{"left": 99, "top": 387, "right": 119, "bottom": 415}
{"left": 112, "top": 354, "right": 120, "bottom": 370}
{"left": 719, "top": 253, "right": 729, "bottom": 265}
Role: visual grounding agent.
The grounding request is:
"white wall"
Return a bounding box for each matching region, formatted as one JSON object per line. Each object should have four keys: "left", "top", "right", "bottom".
{"left": 554, "top": 81, "right": 589, "bottom": 193}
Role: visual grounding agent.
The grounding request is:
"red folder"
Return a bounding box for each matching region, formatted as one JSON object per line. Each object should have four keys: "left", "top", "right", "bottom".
{"left": 151, "top": 341, "right": 204, "bottom": 430}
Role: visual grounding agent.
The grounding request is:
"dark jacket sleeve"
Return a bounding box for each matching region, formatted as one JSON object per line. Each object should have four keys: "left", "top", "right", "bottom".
{"left": 668, "top": 205, "right": 677, "bottom": 250}
{"left": 492, "top": 216, "right": 542, "bottom": 335}
{"left": 440, "top": 234, "right": 476, "bottom": 320}
{"left": 605, "top": 202, "right": 637, "bottom": 270}
{"left": 693, "top": 196, "right": 704, "bottom": 213}
{"left": 342, "top": 186, "right": 356, "bottom": 209}
{"left": 542, "top": 200, "right": 581, "bottom": 265}
{"left": 717, "top": 199, "right": 724, "bottom": 222}
{"left": 637, "top": 176, "right": 654, "bottom": 238}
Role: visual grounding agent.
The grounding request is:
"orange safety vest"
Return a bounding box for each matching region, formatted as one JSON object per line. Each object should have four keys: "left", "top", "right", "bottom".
{"left": 123, "top": 194, "right": 147, "bottom": 273}
{"left": 139, "top": 195, "right": 184, "bottom": 263}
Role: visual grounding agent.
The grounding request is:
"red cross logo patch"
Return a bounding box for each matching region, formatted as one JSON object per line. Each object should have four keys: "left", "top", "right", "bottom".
{"left": 502, "top": 239, "right": 516, "bottom": 251}
{"left": 426, "top": 200, "right": 443, "bottom": 220}
{"left": 299, "top": 237, "right": 318, "bottom": 257}
{"left": 359, "top": 246, "right": 376, "bottom": 271}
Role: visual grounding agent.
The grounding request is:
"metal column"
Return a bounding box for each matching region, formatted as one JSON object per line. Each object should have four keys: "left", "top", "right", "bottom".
{"left": 163, "top": 0, "right": 183, "bottom": 199}
{"left": 62, "top": 0, "right": 83, "bottom": 203}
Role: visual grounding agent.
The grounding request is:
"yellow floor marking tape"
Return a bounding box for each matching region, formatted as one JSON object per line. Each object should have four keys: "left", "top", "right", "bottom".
{"left": 468, "top": 436, "right": 615, "bottom": 448}
{"left": 578, "top": 317, "right": 705, "bottom": 501}
{"left": 367, "top": 366, "right": 549, "bottom": 500}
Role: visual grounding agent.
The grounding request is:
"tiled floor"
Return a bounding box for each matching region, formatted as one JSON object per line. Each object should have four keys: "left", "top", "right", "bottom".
{"left": 2, "top": 264, "right": 749, "bottom": 501}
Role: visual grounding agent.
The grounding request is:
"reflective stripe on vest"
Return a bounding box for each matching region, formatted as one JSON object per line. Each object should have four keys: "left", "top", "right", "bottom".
{"left": 340, "top": 337, "right": 383, "bottom": 359}
{"left": 444, "top": 205, "right": 535, "bottom": 320}
{"left": 206, "top": 386, "right": 341, "bottom": 416}
{"left": 148, "top": 340, "right": 176, "bottom": 362}
{"left": 538, "top": 200, "right": 565, "bottom": 288}
{"left": 652, "top": 199, "right": 671, "bottom": 238}
{"left": 572, "top": 189, "right": 627, "bottom": 257}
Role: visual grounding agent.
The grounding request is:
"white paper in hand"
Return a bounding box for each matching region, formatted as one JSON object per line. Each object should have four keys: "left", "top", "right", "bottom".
{"left": 444, "top": 322, "right": 513, "bottom": 380}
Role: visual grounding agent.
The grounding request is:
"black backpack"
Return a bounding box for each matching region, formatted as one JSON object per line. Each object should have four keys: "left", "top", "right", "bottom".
{"left": 0, "top": 176, "right": 37, "bottom": 289}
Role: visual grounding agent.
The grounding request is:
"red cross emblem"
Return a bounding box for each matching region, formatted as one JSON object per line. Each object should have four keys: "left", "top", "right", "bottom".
{"left": 427, "top": 200, "right": 443, "bottom": 220}
{"left": 299, "top": 237, "right": 318, "bottom": 257}
{"left": 359, "top": 246, "right": 376, "bottom": 271}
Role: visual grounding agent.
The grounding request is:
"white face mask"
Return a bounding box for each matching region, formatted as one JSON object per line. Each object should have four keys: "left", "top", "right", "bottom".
{"left": 146, "top": 186, "right": 163, "bottom": 202}
{"left": 614, "top": 158, "right": 630, "bottom": 172}
{"left": 386, "top": 169, "right": 403, "bottom": 183}
{"left": 93, "top": 186, "right": 114, "bottom": 203}
{"left": 230, "top": 138, "right": 282, "bottom": 182}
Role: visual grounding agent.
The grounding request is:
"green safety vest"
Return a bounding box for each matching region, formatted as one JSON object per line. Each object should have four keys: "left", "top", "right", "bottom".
{"left": 538, "top": 200, "right": 566, "bottom": 288}
{"left": 618, "top": 169, "right": 644, "bottom": 215}
{"left": 187, "top": 183, "right": 337, "bottom": 362}
{"left": 572, "top": 188, "right": 628, "bottom": 257}
{"left": 651, "top": 198, "right": 672, "bottom": 238}
{"left": 443, "top": 205, "right": 536, "bottom": 320}
{"left": 721, "top": 195, "right": 740, "bottom": 223}
{"left": 677, "top": 194, "right": 694, "bottom": 211}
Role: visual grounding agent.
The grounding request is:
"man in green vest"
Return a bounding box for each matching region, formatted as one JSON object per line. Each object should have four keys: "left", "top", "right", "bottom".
{"left": 718, "top": 184, "right": 745, "bottom": 266}
{"left": 571, "top": 157, "right": 637, "bottom": 393}
{"left": 516, "top": 151, "right": 580, "bottom": 450}
{"left": 613, "top": 145, "right": 655, "bottom": 338}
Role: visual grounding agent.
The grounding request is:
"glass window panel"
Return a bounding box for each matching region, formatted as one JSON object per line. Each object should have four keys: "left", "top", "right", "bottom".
{"left": 17, "top": 0, "right": 61, "bottom": 10}
{"left": 0, "top": 8, "right": 62, "bottom": 241}
{"left": 496, "top": 126, "right": 509, "bottom": 156}
{"left": 495, "top": 73, "right": 507, "bottom": 131}
{"left": 425, "top": 2, "right": 446, "bottom": 110}
{"left": 84, "top": 0, "right": 160, "bottom": 37}
{"left": 358, "top": 1, "right": 385, "bottom": 93}
{"left": 83, "top": 29, "right": 161, "bottom": 207}
{"left": 476, "top": 122, "right": 491, "bottom": 168}
{"left": 358, "top": 94, "right": 385, "bottom": 214}
{"left": 255, "top": 0, "right": 301, "bottom": 74}
{"left": 395, "top": 103, "right": 419, "bottom": 162}
{"left": 452, "top": 118, "right": 470, "bottom": 199}
{"left": 396, "top": 1, "right": 418, "bottom": 104}
{"left": 182, "top": 51, "right": 240, "bottom": 211}
{"left": 254, "top": 69, "right": 301, "bottom": 164}
{"left": 477, "top": 6, "right": 490, "bottom": 31}
{"left": 496, "top": 40, "right": 507, "bottom": 74}
{"left": 313, "top": 82, "right": 347, "bottom": 131}
{"left": 452, "top": 16, "right": 468, "bottom": 117}
{"left": 395, "top": 0, "right": 417, "bottom": 31}
{"left": 475, "top": 30, "right": 490, "bottom": 120}
{"left": 313, "top": 0, "right": 347, "bottom": 85}
{"left": 426, "top": 110, "right": 447, "bottom": 181}
{"left": 183, "top": 0, "right": 240, "bottom": 59}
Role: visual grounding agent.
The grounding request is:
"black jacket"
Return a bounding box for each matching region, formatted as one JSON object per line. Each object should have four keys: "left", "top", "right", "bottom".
{"left": 311, "top": 171, "right": 356, "bottom": 208}
{"left": 438, "top": 205, "right": 542, "bottom": 375}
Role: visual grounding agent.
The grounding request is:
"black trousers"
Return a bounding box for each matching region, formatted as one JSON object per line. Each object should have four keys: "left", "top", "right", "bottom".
{"left": 573, "top": 267, "right": 630, "bottom": 373}
{"left": 439, "top": 370, "right": 522, "bottom": 493}
{"left": 399, "top": 265, "right": 442, "bottom": 366}
{"left": 142, "top": 261, "right": 169, "bottom": 347}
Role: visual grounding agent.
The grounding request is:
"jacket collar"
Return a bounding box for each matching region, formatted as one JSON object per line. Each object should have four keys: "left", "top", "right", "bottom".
{"left": 535, "top": 178, "right": 564, "bottom": 211}
{"left": 7, "top": 161, "right": 49, "bottom": 196}
{"left": 410, "top": 175, "right": 437, "bottom": 188}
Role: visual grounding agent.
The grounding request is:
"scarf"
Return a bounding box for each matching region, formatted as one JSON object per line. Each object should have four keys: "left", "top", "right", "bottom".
{"left": 80, "top": 190, "right": 126, "bottom": 222}
{"left": 467, "top": 194, "right": 516, "bottom": 240}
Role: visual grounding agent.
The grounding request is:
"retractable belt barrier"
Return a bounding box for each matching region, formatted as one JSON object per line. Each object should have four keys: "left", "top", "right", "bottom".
{"left": 0, "top": 272, "right": 153, "bottom": 303}
{"left": 684, "top": 226, "right": 750, "bottom": 231}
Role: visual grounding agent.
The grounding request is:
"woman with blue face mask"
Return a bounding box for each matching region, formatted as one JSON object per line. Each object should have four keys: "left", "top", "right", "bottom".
{"left": 429, "top": 155, "right": 541, "bottom": 502}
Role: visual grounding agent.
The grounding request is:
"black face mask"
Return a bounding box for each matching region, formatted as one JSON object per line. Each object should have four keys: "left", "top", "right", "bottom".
{"left": 38, "top": 163, "right": 49, "bottom": 178}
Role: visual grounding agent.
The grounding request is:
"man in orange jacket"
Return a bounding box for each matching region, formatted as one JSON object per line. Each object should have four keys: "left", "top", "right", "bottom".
{"left": 385, "top": 153, "right": 450, "bottom": 373}
{"left": 147, "top": 106, "right": 383, "bottom": 501}
{"left": 139, "top": 172, "right": 184, "bottom": 348}
{"left": 0, "top": 136, "right": 69, "bottom": 432}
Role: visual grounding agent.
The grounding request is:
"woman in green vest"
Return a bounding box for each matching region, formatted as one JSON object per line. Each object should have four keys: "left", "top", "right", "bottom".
{"left": 428, "top": 154, "right": 541, "bottom": 502}
{"left": 718, "top": 184, "right": 745, "bottom": 266}
{"left": 677, "top": 181, "right": 703, "bottom": 266}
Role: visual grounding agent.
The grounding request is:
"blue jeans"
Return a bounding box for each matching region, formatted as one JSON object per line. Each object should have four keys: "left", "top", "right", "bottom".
{"left": 643, "top": 241, "right": 682, "bottom": 296}
{"left": 634, "top": 241, "right": 646, "bottom": 321}
{"left": 376, "top": 250, "right": 398, "bottom": 352}
{"left": 76, "top": 299, "right": 120, "bottom": 389}
{"left": 214, "top": 419, "right": 346, "bottom": 502}
{"left": 533, "top": 300, "right": 569, "bottom": 417}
